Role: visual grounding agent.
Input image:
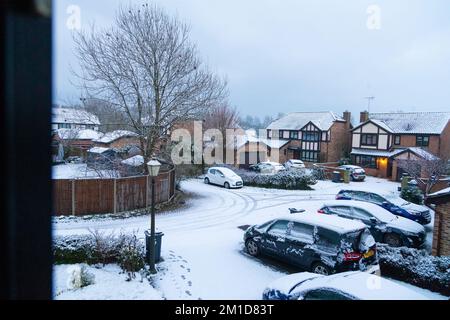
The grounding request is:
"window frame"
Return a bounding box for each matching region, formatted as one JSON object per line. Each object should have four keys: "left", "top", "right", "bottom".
{"left": 416, "top": 135, "right": 430, "bottom": 147}
{"left": 361, "top": 134, "right": 378, "bottom": 147}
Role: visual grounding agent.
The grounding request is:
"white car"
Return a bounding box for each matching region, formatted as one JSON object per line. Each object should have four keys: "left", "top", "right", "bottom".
{"left": 204, "top": 167, "right": 243, "bottom": 189}
{"left": 263, "top": 271, "right": 433, "bottom": 300}
{"left": 258, "top": 162, "right": 286, "bottom": 174}
{"left": 284, "top": 159, "right": 306, "bottom": 170}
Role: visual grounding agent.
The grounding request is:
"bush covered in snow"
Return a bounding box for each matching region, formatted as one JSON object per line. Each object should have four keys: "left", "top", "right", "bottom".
{"left": 378, "top": 245, "right": 450, "bottom": 296}
{"left": 233, "top": 168, "right": 317, "bottom": 190}
{"left": 54, "top": 232, "right": 146, "bottom": 277}
{"left": 66, "top": 264, "right": 95, "bottom": 289}
{"left": 401, "top": 186, "right": 424, "bottom": 205}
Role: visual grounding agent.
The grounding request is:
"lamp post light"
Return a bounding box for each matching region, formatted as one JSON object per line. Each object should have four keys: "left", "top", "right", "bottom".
{"left": 147, "top": 159, "right": 161, "bottom": 274}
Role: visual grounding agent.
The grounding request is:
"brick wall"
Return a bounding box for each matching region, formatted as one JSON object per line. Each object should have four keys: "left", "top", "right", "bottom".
{"left": 432, "top": 202, "right": 450, "bottom": 256}
{"left": 439, "top": 121, "right": 450, "bottom": 159}
{"left": 323, "top": 121, "right": 350, "bottom": 163}
{"left": 397, "top": 135, "right": 440, "bottom": 156}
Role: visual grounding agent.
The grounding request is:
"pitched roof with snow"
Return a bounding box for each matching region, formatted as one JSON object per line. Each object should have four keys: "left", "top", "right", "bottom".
{"left": 56, "top": 129, "right": 103, "bottom": 140}
{"left": 94, "top": 130, "right": 139, "bottom": 144}
{"left": 88, "top": 147, "right": 110, "bottom": 154}
{"left": 267, "top": 112, "right": 345, "bottom": 131}
{"left": 121, "top": 155, "right": 144, "bottom": 167}
{"left": 52, "top": 107, "right": 100, "bottom": 125}
{"left": 351, "top": 148, "right": 405, "bottom": 158}
{"left": 368, "top": 112, "right": 450, "bottom": 135}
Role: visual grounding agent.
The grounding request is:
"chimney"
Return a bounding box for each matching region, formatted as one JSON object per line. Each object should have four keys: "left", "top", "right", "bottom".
{"left": 360, "top": 111, "right": 369, "bottom": 123}
{"left": 343, "top": 111, "right": 351, "bottom": 126}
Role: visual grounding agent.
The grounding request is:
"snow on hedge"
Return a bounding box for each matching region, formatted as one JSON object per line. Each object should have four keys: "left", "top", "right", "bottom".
{"left": 378, "top": 245, "right": 450, "bottom": 296}
{"left": 233, "top": 167, "right": 317, "bottom": 190}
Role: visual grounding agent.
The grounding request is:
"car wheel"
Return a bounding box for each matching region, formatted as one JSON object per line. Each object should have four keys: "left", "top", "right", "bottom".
{"left": 246, "top": 239, "right": 260, "bottom": 257}
{"left": 224, "top": 182, "right": 230, "bottom": 189}
{"left": 384, "top": 233, "right": 403, "bottom": 247}
{"left": 312, "top": 262, "right": 331, "bottom": 275}
{"left": 204, "top": 177, "right": 210, "bottom": 184}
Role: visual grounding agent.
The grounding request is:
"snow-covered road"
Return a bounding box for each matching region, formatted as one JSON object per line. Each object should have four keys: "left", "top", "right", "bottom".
{"left": 53, "top": 178, "right": 439, "bottom": 300}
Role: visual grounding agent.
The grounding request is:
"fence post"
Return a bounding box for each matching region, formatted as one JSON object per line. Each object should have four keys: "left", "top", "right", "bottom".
{"left": 113, "top": 178, "right": 117, "bottom": 214}
{"left": 71, "top": 180, "right": 75, "bottom": 216}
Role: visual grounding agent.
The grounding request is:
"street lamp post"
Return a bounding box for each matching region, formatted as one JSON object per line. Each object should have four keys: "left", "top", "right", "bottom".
{"left": 147, "top": 159, "right": 161, "bottom": 274}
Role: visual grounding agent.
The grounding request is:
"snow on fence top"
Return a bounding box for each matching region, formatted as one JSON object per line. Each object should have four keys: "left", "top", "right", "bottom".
{"left": 267, "top": 111, "right": 345, "bottom": 131}
{"left": 283, "top": 212, "right": 366, "bottom": 234}
{"left": 94, "top": 130, "right": 139, "bottom": 144}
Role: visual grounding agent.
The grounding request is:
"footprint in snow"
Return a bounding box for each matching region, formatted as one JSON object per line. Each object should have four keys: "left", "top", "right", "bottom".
{"left": 181, "top": 275, "right": 186, "bottom": 280}
{"left": 188, "top": 281, "right": 192, "bottom": 287}
{"left": 185, "top": 290, "right": 192, "bottom": 296}
{"left": 180, "top": 265, "right": 185, "bottom": 269}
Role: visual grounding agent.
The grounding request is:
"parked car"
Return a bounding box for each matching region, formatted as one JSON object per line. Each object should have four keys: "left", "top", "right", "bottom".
{"left": 337, "top": 165, "right": 366, "bottom": 181}
{"left": 284, "top": 159, "right": 306, "bottom": 170}
{"left": 204, "top": 167, "right": 243, "bottom": 189}
{"left": 249, "top": 162, "right": 286, "bottom": 174}
{"left": 244, "top": 213, "right": 378, "bottom": 276}
{"left": 336, "top": 190, "right": 431, "bottom": 225}
{"left": 319, "top": 200, "right": 426, "bottom": 248}
{"left": 262, "top": 271, "right": 431, "bottom": 300}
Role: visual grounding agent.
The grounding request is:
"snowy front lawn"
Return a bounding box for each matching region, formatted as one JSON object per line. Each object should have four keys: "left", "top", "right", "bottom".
{"left": 54, "top": 264, "right": 163, "bottom": 300}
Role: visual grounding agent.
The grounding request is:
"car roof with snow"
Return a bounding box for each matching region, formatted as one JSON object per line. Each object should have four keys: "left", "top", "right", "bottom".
{"left": 322, "top": 200, "right": 395, "bottom": 222}
{"left": 278, "top": 213, "right": 367, "bottom": 234}
{"left": 289, "top": 271, "right": 431, "bottom": 300}
{"left": 211, "top": 167, "right": 239, "bottom": 176}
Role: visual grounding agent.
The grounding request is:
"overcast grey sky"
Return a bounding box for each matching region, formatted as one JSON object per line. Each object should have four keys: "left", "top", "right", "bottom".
{"left": 54, "top": 0, "right": 450, "bottom": 118}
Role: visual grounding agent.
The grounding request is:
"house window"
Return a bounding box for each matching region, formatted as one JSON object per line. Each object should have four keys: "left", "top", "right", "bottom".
{"left": 355, "top": 155, "right": 377, "bottom": 169}
{"left": 289, "top": 131, "right": 299, "bottom": 140}
{"left": 416, "top": 136, "right": 429, "bottom": 147}
{"left": 394, "top": 135, "right": 401, "bottom": 145}
{"left": 279, "top": 130, "right": 285, "bottom": 139}
{"left": 303, "top": 132, "right": 320, "bottom": 142}
{"left": 58, "top": 123, "right": 71, "bottom": 129}
{"left": 361, "top": 134, "right": 378, "bottom": 146}
{"left": 301, "top": 151, "right": 319, "bottom": 162}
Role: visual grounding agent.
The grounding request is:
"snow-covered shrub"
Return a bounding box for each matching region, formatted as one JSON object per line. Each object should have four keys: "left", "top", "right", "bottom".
{"left": 53, "top": 232, "right": 146, "bottom": 275}
{"left": 234, "top": 168, "right": 317, "bottom": 190}
{"left": 401, "top": 186, "right": 424, "bottom": 205}
{"left": 66, "top": 264, "right": 95, "bottom": 289}
{"left": 117, "top": 233, "right": 146, "bottom": 281}
{"left": 378, "top": 245, "right": 450, "bottom": 296}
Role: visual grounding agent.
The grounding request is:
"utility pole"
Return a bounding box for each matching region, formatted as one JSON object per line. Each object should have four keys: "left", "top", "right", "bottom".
{"left": 364, "top": 96, "right": 375, "bottom": 113}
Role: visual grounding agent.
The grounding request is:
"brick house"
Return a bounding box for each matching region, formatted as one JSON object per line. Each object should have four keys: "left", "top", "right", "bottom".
{"left": 93, "top": 130, "right": 140, "bottom": 149}
{"left": 235, "top": 132, "right": 290, "bottom": 168}
{"left": 52, "top": 129, "right": 103, "bottom": 160}
{"left": 425, "top": 187, "right": 450, "bottom": 257}
{"left": 266, "top": 111, "right": 352, "bottom": 164}
{"left": 351, "top": 111, "right": 450, "bottom": 180}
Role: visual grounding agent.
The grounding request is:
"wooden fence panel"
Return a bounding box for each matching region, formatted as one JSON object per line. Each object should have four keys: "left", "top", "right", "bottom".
{"left": 53, "top": 179, "right": 72, "bottom": 215}
{"left": 116, "top": 176, "right": 146, "bottom": 213}
{"left": 53, "top": 169, "right": 176, "bottom": 216}
{"left": 74, "top": 179, "right": 114, "bottom": 215}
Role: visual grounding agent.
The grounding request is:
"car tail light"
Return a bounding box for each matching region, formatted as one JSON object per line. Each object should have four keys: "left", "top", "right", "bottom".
{"left": 343, "top": 252, "right": 362, "bottom": 261}
{"left": 335, "top": 195, "right": 343, "bottom": 200}
{"left": 317, "top": 209, "right": 325, "bottom": 214}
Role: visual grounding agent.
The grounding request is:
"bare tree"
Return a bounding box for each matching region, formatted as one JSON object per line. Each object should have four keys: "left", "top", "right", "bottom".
{"left": 81, "top": 98, "right": 130, "bottom": 132}
{"left": 74, "top": 3, "right": 227, "bottom": 170}
{"left": 397, "top": 157, "right": 448, "bottom": 195}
